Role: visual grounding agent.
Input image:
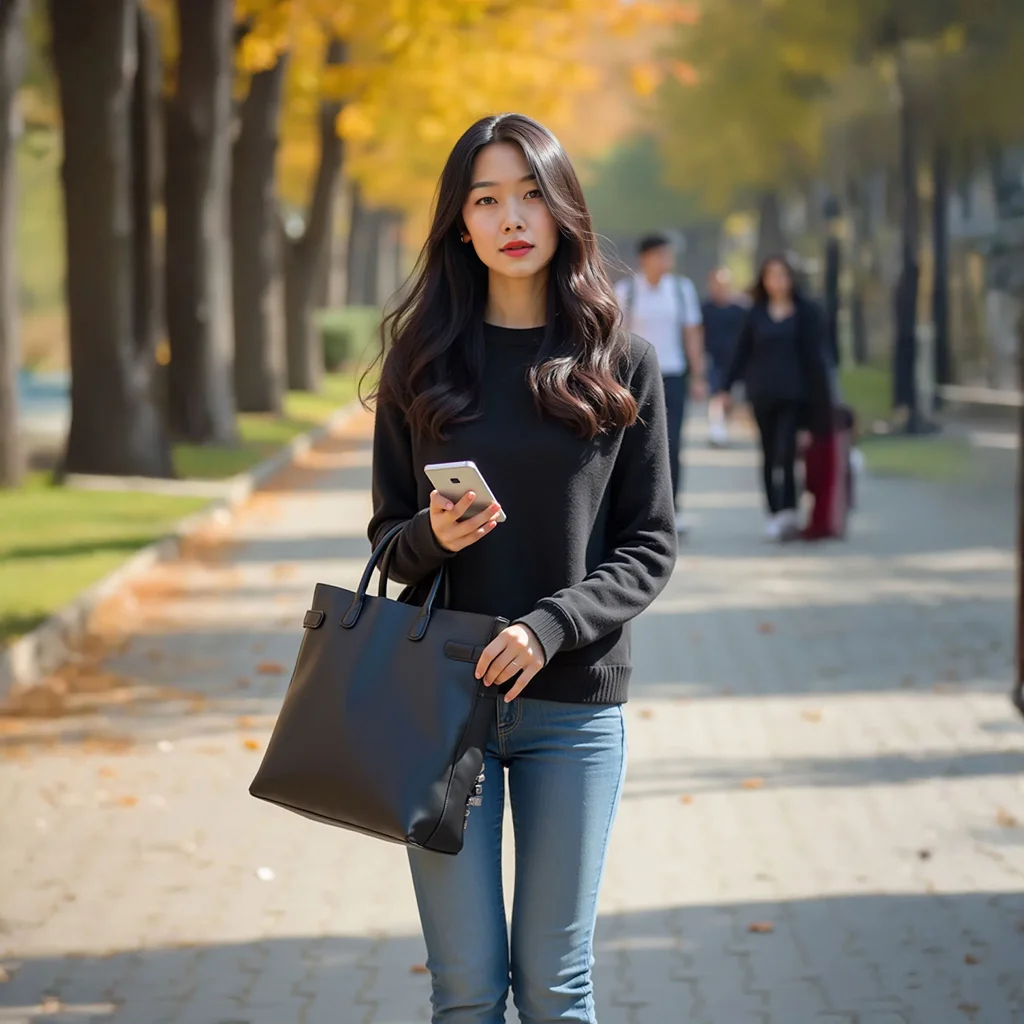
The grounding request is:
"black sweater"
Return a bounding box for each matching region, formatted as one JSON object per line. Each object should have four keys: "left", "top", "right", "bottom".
{"left": 724, "top": 297, "right": 833, "bottom": 431}
{"left": 368, "top": 324, "right": 677, "bottom": 705}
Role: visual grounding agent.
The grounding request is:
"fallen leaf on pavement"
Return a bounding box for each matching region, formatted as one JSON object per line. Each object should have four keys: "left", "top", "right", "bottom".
{"left": 272, "top": 564, "right": 298, "bottom": 580}
{"left": 801, "top": 710, "right": 822, "bottom": 723}
{"left": 680, "top": 795, "right": 694, "bottom": 805}
{"left": 256, "top": 662, "right": 285, "bottom": 676}
{"left": 747, "top": 921, "right": 774, "bottom": 934}
{"left": 757, "top": 622, "right": 775, "bottom": 634}
{"left": 638, "top": 709, "right": 654, "bottom": 720}
{"left": 410, "top": 964, "right": 430, "bottom": 975}
{"left": 237, "top": 716, "right": 255, "bottom": 730}
{"left": 242, "top": 738, "right": 261, "bottom": 752}
{"left": 0, "top": 966, "right": 8, "bottom": 982}
{"left": 917, "top": 848, "right": 932, "bottom": 860}
{"left": 964, "top": 954, "right": 980, "bottom": 965}
{"left": 234, "top": 677, "right": 251, "bottom": 689}
{"left": 996, "top": 807, "right": 1019, "bottom": 828}
{"left": 98, "top": 767, "right": 117, "bottom": 779}
{"left": 115, "top": 796, "right": 138, "bottom": 808}
{"left": 958, "top": 1004, "right": 979, "bottom": 1016}
{"left": 741, "top": 777, "right": 764, "bottom": 790}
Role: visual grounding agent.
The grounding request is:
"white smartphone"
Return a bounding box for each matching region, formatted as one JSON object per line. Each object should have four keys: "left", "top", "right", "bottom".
{"left": 424, "top": 460, "right": 506, "bottom": 523}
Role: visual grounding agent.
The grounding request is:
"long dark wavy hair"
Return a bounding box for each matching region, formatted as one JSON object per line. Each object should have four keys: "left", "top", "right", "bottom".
{"left": 751, "top": 253, "right": 804, "bottom": 306}
{"left": 364, "top": 113, "right": 637, "bottom": 440}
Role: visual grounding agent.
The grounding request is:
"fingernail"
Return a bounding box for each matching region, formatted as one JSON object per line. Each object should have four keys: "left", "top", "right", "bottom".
{"left": 445, "top": 503, "right": 453, "bottom": 511}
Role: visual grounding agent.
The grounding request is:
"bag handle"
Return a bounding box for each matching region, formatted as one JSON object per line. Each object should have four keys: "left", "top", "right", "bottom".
{"left": 377, "top": 526, "right": 451, "bottom": 608}
{"left": 341, "top": 521, "right": 447, "bottom": 641}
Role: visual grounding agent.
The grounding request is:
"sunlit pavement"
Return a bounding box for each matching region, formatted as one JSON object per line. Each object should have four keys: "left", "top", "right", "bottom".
{"left": 1, "top": 410, "right": 1021, "bottom": 1023}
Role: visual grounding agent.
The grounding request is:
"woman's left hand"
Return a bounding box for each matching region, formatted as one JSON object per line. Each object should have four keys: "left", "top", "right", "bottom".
{"left": 475, "top": 624, "right": 545, "bottom": 702}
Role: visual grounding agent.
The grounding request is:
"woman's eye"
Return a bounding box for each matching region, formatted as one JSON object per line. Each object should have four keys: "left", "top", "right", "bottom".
{"left": 525, "top": 189, "right": 543, "bottom": 200}
{"left": 475, "top": 196, "right": 497, "bottom": 205}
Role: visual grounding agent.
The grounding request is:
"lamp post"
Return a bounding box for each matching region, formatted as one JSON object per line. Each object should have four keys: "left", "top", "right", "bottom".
{"left": 823, "top": 194, "right": 842, "bottom": 371}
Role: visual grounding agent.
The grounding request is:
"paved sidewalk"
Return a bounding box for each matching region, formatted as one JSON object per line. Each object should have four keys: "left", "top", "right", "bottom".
{"left": 1, "top": 410, "right": 1022, "bottom": 1024}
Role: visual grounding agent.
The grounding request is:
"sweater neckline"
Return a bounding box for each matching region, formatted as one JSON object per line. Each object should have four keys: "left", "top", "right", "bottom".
{"left": 483, "top": 322, "right": 546, "bottom": 347}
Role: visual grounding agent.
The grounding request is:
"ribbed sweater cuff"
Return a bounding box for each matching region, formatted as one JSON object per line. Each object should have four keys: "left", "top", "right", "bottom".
{"left": 514, "top": 604, "right": 575, "bottom": 665}
{"left": 408, "top": 507, "right": 456, "bottom": 563}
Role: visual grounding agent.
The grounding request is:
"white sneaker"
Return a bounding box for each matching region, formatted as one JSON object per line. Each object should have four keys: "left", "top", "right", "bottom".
{"left": 708, "top": 420, "right": 730, "bottom": 447}
{"left": 764, "top": 513, "right": 783, "bottom": 540}
{"left": 778, "top": 509, "right": 802, "bottom": 540}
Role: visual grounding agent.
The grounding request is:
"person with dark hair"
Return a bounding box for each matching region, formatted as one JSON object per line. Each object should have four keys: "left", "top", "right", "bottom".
{"left": 614, "top": 233, "right": 705, "bottom": 535}
{"left": 719, "top": 255, "right": 832, "bottom": 541}
{"left": 701, "top": 267, "right": 749, "bottom": 446}
{"left": 366, "top": 113, "right": 677, "bottom": 1022}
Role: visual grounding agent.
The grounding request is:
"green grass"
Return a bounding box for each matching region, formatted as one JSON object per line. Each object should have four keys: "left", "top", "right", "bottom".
{"left": 859, "top": 436, "right": 974, "bottom": 483}
{"left": 839, "top": 363, "right": 892, "bottom": 430}
{"left": 2, "top": 371, "right": 363, "bottom": 644}
{"left": 0, "top": 475, "right": 208, "bottom": 644}
{"left": 173, "top": 371, "right": 361, "bottom": 479}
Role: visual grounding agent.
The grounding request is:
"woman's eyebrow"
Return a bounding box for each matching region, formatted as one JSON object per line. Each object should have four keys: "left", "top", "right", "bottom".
{"left": 468, "top": 173, "right": 537, "bottom": 191}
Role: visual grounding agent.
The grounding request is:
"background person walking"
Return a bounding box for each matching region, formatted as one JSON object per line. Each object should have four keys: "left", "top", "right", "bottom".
{"left": 701, "top": 267, "right": 748, "bottom": 447}
{"left": 615, "top": 234, "right": 705, "bottom": 536}
{"left": 719, "top": 255, "right": 832, "bottom": 541}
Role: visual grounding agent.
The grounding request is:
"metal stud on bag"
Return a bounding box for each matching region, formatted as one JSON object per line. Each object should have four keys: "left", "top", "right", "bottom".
{"left": 464, "top": 767, "right": 486, "bottom": 828}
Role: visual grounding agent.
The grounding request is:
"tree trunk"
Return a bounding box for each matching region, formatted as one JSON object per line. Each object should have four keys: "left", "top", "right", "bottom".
{"left": 231, "top": 54, "right": 287, "bottom": 414}
{"left": 931, "top": 142, "right": 951, "bottom": 409}
{"left": 754, "top": 190, "right": 786, "bottom": 269}
{"left": 346, "top": 178, "right": 374, "bottom": 306}
{"left": 892, "top": 52, "right": 921, "bottom": 425}
{"left": 50, "top": 0, "right": 171, "bottom": 477}
{"left": 132, "top": 4, "right": 163, "bottom": 401}
{"left": 284, "top": 37, "right": 345, "bottom": 392}
{"left": 165, "top": 0, "right": 236, "bottom": 442}
{"left": 375, "top": 209, "right": 405, "bottom": 312}
{"left": 0, "top": 0, "right": 25, "bottom": 487}
{"left": 847, "top": 177, "right": 869, "bottom": 365}
{"left": 1016, "top": 317, "right": 1024, "bottom": 716}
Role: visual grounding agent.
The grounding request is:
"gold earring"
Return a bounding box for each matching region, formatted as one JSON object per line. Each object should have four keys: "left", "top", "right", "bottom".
{"left": 461, "top": 232, "right": 470, "bottom": 243}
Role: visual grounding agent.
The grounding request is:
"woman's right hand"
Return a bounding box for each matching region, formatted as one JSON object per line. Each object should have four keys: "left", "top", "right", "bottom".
{"left": 429, "top": 490, "right": 502, "bottom": 553}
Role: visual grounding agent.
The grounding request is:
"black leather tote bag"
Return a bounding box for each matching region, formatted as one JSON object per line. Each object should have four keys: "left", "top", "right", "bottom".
{"left": 249, "top": 522, "right": 507, "bottom": 854}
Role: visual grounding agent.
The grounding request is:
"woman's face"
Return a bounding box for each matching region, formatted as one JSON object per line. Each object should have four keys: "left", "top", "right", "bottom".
{"left": 460, "top": 142, "right": 559, "bottom": 281}
{"left": 763, "top": 260, "right": 793, "bottom": 301}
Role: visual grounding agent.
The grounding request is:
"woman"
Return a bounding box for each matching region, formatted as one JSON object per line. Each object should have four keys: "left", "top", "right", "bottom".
{"left": 366, "top": 114, "right": 677, "bottom": 1022}
{"left": 719, "top": 255, "right": 832, "bottom": 541}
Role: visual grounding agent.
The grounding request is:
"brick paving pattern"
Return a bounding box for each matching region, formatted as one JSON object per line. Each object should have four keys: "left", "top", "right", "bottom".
{"left": 1, "top": 411, "right": 1021, "bottom": 1024}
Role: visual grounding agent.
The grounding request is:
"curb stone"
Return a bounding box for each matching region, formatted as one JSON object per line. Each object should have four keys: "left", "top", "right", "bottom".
{"left": 0, "top": 400, "right": 362, "bottom": 703}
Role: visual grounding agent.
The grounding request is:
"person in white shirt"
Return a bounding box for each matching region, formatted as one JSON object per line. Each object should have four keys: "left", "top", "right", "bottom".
{"left": 615, "top": 234, "right": 706, "bottom": 535}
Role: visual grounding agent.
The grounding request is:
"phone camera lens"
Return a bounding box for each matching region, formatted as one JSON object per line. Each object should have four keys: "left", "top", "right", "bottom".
{"left": 450, "top": 477, "right": 460, "bottom": 484}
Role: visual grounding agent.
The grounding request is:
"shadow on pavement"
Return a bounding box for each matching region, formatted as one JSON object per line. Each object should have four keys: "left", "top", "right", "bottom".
{"left": 1, "top": 895, "right": 1022, "bottom": 1023}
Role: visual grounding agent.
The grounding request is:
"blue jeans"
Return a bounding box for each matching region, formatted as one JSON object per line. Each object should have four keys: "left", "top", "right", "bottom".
{"left": 408, "top": 697, "right": 627, "bottom": 1023}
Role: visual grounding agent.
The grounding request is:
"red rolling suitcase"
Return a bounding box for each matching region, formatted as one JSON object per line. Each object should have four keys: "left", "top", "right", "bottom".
{"left": 802, "top": 407, "right": 854, "bottom": 541}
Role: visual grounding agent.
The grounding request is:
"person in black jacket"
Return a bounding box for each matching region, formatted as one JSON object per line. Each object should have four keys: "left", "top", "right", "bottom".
{"left": 365, "top": 113, "right": 677, "bottom": 1023}
{"left": 719, "top": 255, "right": 832, "bottom": 541}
